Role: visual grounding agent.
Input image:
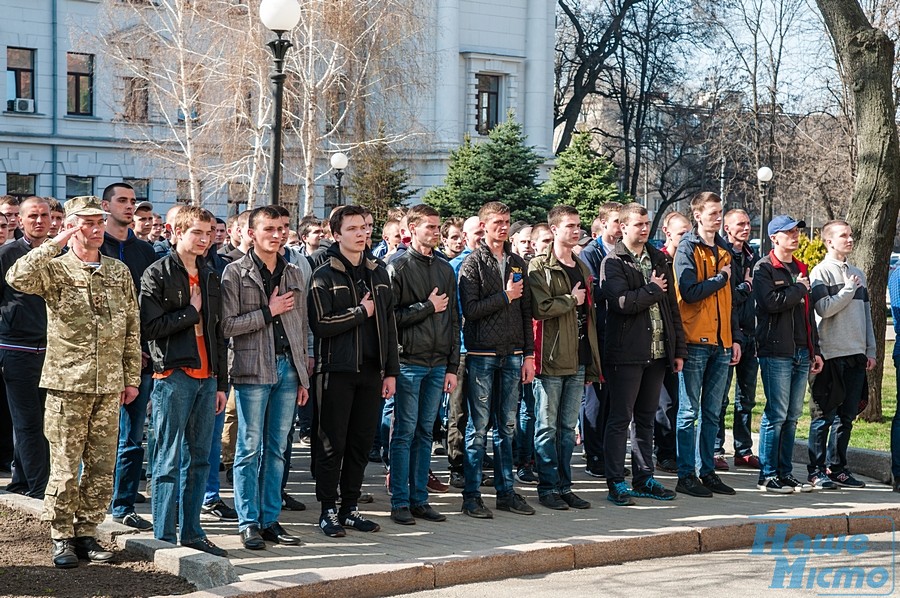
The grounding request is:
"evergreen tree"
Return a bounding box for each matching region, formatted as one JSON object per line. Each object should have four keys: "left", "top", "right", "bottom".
{"left": 543, "top": 131, "right": 622, "bottom": 228}
{"left": 348, "top": 128, "right": 417, "bottom": 226}
{"left": 425, "top": 116, "right": 551, "bottom": 223}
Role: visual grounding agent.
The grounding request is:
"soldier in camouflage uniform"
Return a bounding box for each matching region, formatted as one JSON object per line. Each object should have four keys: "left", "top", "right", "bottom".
{"left": 6, "top": 196, "right": 141, "bottom": 569}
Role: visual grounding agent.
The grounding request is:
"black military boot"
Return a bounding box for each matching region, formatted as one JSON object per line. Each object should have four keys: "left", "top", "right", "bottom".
{"left": 74, "top": 536, "right": 114, "bottom": 562}
{"left": 51, "top": 539, "right": 78, "bottom": 569}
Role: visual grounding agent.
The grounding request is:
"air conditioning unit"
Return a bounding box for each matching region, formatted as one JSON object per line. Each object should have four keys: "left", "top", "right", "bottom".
{"left": 11, "top": 98, "right": 35, "bottom": 113}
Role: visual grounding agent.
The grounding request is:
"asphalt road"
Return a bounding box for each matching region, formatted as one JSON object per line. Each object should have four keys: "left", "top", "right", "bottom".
{"left": 395, "top": 531, "right": 898, "bottom": 598}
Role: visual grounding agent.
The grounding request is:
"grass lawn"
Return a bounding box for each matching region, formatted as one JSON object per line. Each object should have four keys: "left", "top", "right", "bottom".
{"left": 723, "top": 342, "right": 896, "bottom": 452}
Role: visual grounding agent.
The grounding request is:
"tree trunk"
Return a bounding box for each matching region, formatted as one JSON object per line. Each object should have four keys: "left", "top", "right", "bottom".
{"left": 815, "top": 0, "right": 900, "bottom": 421}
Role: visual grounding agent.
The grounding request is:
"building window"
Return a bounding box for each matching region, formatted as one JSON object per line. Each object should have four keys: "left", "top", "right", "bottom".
{"left": 176, "top": 179, "right": 202, "bottom": 204}
{"left": 326, "top": 77, "right": 348, "bottom": 133}
{"left": 227, "top": 182, "right": 248, "bottom": 215}
{"left": 6, "top": 173, "right": 36, "bottom": 199}
{"left": 323, "top": 185, "right": 339, "bottom": 213}
{"left": 124, "top": 178, "right": 149, "bottom": 201}
{"left": 281, "top": 184, "right": 299, "bottom": 224}
{"left": 475, "top": 74, "right": 500, "bottom": 135}
{"left": 67, "top": 53, "right": 94, "bottom": 116}
{"left": 123, "top": 76, "right": 148, "bottom": 122}
{"left": 66, "top": 176, "right": 94, "bottom": 199}
{"left": 177, "top": 82, "right": 201, "bottom": 123}
{"left": 6, "top": 47, "right": 35, "bottom": 112}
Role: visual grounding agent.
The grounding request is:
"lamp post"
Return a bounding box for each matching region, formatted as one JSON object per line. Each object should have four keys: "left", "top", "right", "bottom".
{"left": 260, "top": 0, "right": 302, "bottom": 206}
{"left": 757, "top": 166, "right": 774, "bottom": 254}
{"left": 330, "top": 151, "right": 348, "bottom": 205}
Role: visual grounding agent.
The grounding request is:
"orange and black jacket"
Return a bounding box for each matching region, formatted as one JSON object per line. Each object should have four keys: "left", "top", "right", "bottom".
{"left": 673, "top": 229, "right": 743, "bottom": 348}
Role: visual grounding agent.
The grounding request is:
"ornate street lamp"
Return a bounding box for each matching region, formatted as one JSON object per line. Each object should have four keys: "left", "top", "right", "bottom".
{"left": 330, "top": 152, "right": 349, "bottom": 205}
{"left": 757, "top": 166, "right": 774, "bottom": 254}
{"left": 260, "top": 0, "right": 302, "bottom": 206}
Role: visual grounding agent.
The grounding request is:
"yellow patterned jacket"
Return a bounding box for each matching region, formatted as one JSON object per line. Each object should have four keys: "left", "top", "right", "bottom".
{"left": 5, "top": 240, "right": 141, "bottom": 394}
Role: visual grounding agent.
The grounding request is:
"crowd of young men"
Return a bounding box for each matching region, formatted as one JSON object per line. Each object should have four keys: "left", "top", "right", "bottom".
{"left": 0, "top": 186, "right": 883, "bottom": 569}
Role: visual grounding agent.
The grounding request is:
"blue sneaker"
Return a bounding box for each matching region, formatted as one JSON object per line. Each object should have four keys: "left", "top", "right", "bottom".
{"left": 632, "top": 477, "right": 676, "bottom": 501}
{"left": 606, "top": 481, "right": 635, "bottom": 506}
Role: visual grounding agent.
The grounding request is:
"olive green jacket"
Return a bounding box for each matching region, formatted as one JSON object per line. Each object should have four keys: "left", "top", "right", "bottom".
{"left": 6, "top": 240, "right": 142, "bottom": 393}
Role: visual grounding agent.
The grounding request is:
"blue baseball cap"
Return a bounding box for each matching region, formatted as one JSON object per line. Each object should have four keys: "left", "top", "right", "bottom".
{"left": 768, "top": 215, "right": 806, "bottom": 236}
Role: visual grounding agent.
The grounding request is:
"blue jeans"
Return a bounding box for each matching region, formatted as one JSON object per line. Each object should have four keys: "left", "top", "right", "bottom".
{"left": 111, "top": 373, "right": 153, "bottom": 517}
{"left": 758, "top": 349, "right": 810, "bottom": 479}
{"left": 715, "top": 339, "right": 758, "bottom": 457}
{"left": 204, "top": 407, "right": 226, "bottom": 504}
{"left": 233, "top": 355, "right": 299, "bottom": 532}
{"left": 677, "top": 344, "right": 731, "bottom": 478}
{"left": 533, "top": 368, "right": 585, "bottom": 497}
{"left": 380, "top": 395, "right": 394, "bottom": 464}
{"left": 151, "top": 371, "right": 216, "bottom": 545}
{"left": 807, "top": 356, "right": 866, "bottom": 474}
{"left": 892, "top": 359, "right": 900, "bottom": 480}
{"left": 463, "top": 354, "right": 521, "bottom": 501}
{"left": 516, "top": 382, "right": 536, "bottom": 467}
{"left": 390, "top": 364, "right": 446, "bottom": 509}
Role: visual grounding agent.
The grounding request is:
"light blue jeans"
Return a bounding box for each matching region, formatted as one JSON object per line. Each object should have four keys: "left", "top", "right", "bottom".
{"left": 151, "top": 371, "right": 216, "bottom": 545}
{"left": 758, "top": 349, "right": 810, "bottom": 479}
{"left": 233, "top": 355, "right": 299, "bottom": 532}
{"left": 390, "top": 364, "right": 446, "bottom": 509}
{"left": 677, "top": 344, "right": 731, "bottom": 478}
{"left": 532, "top": 368, "right": 585, "bottom": 497}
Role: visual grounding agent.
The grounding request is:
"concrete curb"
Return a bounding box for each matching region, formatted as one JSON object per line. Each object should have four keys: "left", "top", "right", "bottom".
{"left": 0, "top": 490, "right": 236, "bottom": 591}
{"left": 792, "top": 439, "right": 893, "bottom": 484}
{"left": 170, "top": 506, "right": 900, "bottom": 598}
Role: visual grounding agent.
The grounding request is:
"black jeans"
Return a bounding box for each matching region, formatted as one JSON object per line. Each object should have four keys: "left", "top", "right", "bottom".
{"left": 314, "top": 363, "right": 382, "bottom": 510}
{"left": 715, "top": 339, "right": 758, "bottom": 457}
{"left": 0, "top": 375, "right": 12, "bottom": 467}
{"left": 582, "top": 364, "right": 610, "bottom": 464}
{"left": 1, "top": 349, "right": 48, "bottom": 498}
{"left": 446, "top": 355, "right": 468, "bottom": 473}
{"left": 807, "top": 356, "right": 867, "bottom": 474}
{"left": 604, "top": 359, "right": 667, "bottom": 487}
{"left": 654, "top": 369, "right": 679, "bottom": 463}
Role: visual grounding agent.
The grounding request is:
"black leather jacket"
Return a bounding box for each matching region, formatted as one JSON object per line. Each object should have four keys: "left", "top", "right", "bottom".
{"left": 308, "top": 244, "right": 400, "bottom": 376}
{"left": 139, "top": 251, "right": 228, "bottom": 391}
{"left": 386, "top": 246, "right": 460, "bottom": 370}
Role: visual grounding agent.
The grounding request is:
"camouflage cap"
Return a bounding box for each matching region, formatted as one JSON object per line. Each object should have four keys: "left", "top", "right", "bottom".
{"left": 65, "top": 196, "right": 107, "bottom": 218}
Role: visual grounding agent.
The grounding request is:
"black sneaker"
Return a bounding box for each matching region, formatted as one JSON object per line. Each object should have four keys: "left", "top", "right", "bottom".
{"left": 676, "top": 475, "right": 713, "bottom": 497}
{"left": 281, "top": 492, "right": 306, "bottom": 511}
{"left": 632, "top": 478, "right": 676, "bottom": 501}
{"left": 606, "top": 481, "right": 635, "bottom": 506}
{"left": 515, "top": 465, "right": 539, "bottom": 485}
{"left": 780, "top": 474, "right": 813, "bottom": 493}
{"left": 700, "top": 472, "right": 736, "bottom": 495}
{"left": 390, "top": 506, "right": 416, "bottom": 525}
{"left": 560, "top": 491, "right": 591, "bottom": 509}
{"left": 461, "top": 497, "right": 493, "bottom": 519}
{"left": 340, "top": 509, "right": 380, "bottom": 532}
{"left": 757, "top": 476, "right": 793, "bottom": 494}
{"left": 183, "top": 538, "right": 228, "bottom": 557}
{"left": 808, "top": 470, "right": 839, "bottom": 490}
{"left": 828, "top": 470, "right": 866, "bottom": 488}
{"left": 113, "top": 512, "right": 152, "bottom": 531}
{"left": 201, "top": 499, "right": 238, "bottom": 522}
{"left": 410, "top": 503, "right": 447, "bottom": 522}
{"left": 656, "top": 458, "right": 678, "bottom": 474}
{"left": 538, "top": 492, "right": 569, "bottom": 510}
{"left": 449, "top": 471, "right": 465, "bottom": 489}
{"left": 482, "top": 454, "right": 494, "bottom": 470}
{"left": 585, "top": 458, "right": 605, "bottom": 478}
{"left": 496, "top": 492, "right": 535, "bottom": 515}
{"left": 319, "top": 509, "right": 346, "bottom": 537}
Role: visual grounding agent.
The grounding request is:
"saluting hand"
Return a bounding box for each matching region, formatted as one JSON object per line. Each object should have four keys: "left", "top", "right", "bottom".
{"left": 650, "top": 270, "right": 667, "bottom": 292}
{"left": 429, "top": 287, "right": 449, "bottom": 313}
{"left": 269, "top": 285, "right": 295, "bottom": 316}
{"left": 572, "top": 281, "right": 586, "bottom": 305}
{"left": 360, "top": 292, "right": 375, "bottom": 317}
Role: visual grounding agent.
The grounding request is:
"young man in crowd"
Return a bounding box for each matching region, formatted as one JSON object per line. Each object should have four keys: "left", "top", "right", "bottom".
{"left": 530, "top": 223, "right": 553, "bottom": 258}
{"left": 0, "top": 197, "right": 52, "bottom": 499}
{"left": 140, "top": 206, "right": 228, "bottom": 556}
{"left": 386, "top": 205, "right": 460, "bottom": 525}
{"left": 458, "top": 201, "right": 535, "bottom": 518}
{"left": 133, "top": 202, "right": 155, "bottom": 241}
{"left": 576, "top": 201, "right": 622, "bottom": 478}
{"left": 601, "top": 203, "right": 686, "bottom": 505}
{"left": 47, "top": 198, "right": 64, "bottom": 238}
{"left": 716, "top": 209, "right": 761, "bottom": 471}
{"left": 0, "top": 196, "right": 20, "bottom": 243}
{"left": 149, "top": 213, "right": 164, "bottom": 243}
{"left": 529, "top": 205, "right": 600, "bottom": 510}
{"left": 440, "top": 216, "right": 466, "bottom": 260}
{"left": 446, "top": 215, "right": 485, "bottom": 489}
{"left": 8, "top": 196, "right": 141, "bottom": 568}
{"left": 510, "top": 221, "right": 534, "bottom": 261}
{"left": 298, "top": 215, "right": 325, "bottom": 258}
{"left": 654, "top": 211, "right": 690, "bottom": 474}
{"left": 222, "top": 206, "right": 310, "bottom": 549}
{"left": 309, "top": 205, "right": 398, "bottom": 537}
{"left": 753, "top": 215, "right": 823, "bottom": 493}
{"left": 100, "top": 183, "right": 159, "bottom": 531}
{"left": 807, "top": 220, "right": 875, "bottom": 489}
{"left": 673, "top": 192, "right": 741, "bottom": 498}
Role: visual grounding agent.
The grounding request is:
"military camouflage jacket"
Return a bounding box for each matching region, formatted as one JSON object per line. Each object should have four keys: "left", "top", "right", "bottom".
{"left": 5, "top": 240, "right": 142, "bottom": 393}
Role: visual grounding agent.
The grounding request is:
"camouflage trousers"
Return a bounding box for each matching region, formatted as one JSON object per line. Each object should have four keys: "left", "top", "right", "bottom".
{"left": 42, "top": 390, "right": 119, "bottom": 540}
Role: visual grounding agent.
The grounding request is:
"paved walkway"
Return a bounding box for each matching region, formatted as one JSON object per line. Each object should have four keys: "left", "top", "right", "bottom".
{"left": 4, "top": 444, "right": 900, "bottom": 597}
